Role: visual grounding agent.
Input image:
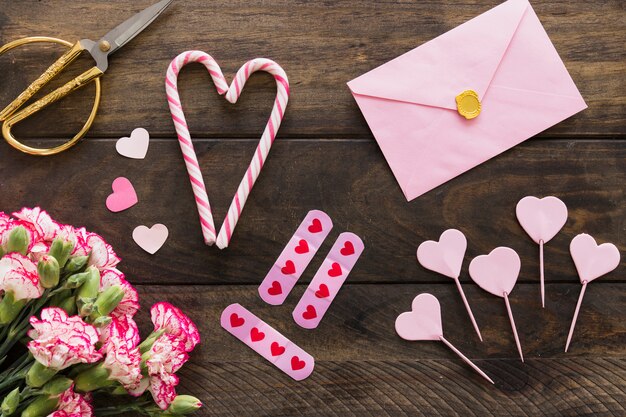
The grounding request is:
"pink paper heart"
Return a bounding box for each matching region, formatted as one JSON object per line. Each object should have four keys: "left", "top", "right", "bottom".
{"left": 417, "top": 229, "right": 467, "bottom": 279}
{"left": 516, "top": 196, "right": 568, "bottom": 244}
{"left": 132, "top": 224, "right": 169, "bottom": 254}
{"left": 570, "top": 233, "right": 620, "bottom": 283}
{"left": 469, "top": 247, "right": 521, "bottom": 297}
{"left": 395, "top": 293, "right": 443, "bottom": 341}
{"left": 116, "top": 128, "right": 150, "bottom": 159}
{"left": 105, "top": 177, "right": 138, "bottom": 212}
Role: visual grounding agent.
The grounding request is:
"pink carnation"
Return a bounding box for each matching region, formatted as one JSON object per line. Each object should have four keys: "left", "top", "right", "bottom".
{"left": 0, "top": 212, "right": 9, "bottom": 229}
{"left": 133, "top": 334, "right": 189, "bottom": 410}
{"left": 151, "top": 302, "right": 200, "bottom": 352}
{"left": 100, "top": 269, "right": 139, "bottom": 319}
{"left": 47, "top": 386, "right": 93, "bottom": 417}
{"left": 99, "top": 313, "right": 141, "bottom": 348}
{"left": 71, "top": 228, "right": 120, "bottom": 271}
{"left": 101, "top": 317, "right": 143, "bottom": 393}
{"left": 28, "top": 308, "right": 102, "bottom": 370}
{"left": 12, "top": 207, "right": 60, "bottom": 242}
{"left": 0, "top": 253, "right": 44, "bottom": 301}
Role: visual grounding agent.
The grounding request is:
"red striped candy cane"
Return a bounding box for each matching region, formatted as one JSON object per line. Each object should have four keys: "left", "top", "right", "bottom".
{"left": 165, "top": 51, "right": 289, "bottom": 249}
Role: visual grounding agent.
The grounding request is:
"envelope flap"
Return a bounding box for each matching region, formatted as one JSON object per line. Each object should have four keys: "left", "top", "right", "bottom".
{"left": 347, "top": 0, "right": 529, "bottom": 110}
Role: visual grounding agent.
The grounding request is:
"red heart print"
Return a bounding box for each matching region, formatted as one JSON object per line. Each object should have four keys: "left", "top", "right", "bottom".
{"left": 267, "top": 281, "right": 282, "bottom": 296}
{"left": 295, "top": 239, "right": 310, "bottom": 254}
{"left": 302, "top": 305, "right": 317, "bottom": 320}
{"left": 281, "top": 260, "right": 296, "bottom": 275}
{"left": 271, "top": 342, "right": 285, "bottom": 356}
{"left": 315, "top": 284, "right": 330, "bottom": 298}
{"left": 308, "top": 218, "right": 322, "bottom": 233}
{"left": 230, "top": 313, "right": 244, "bottom": 328}
{"left": 328, "top": 262, "right": 342, "bottom": 277}
{"left": 250, "top": 327, "right": 265, "bottom": 342}
{"left": 340, "top": 241, "right": 355, "bottom": 256}
{"left": 291, "top": 356, "right": 306, "bottom": 371}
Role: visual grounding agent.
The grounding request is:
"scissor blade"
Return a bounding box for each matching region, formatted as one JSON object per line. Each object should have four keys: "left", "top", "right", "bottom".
{"left": 100, "top": 0, "right": 173, "bottom": 55}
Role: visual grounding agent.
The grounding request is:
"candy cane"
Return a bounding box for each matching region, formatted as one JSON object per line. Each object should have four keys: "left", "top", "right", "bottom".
{"left": 165, "top": 51, "right": 289, "bottom": 249}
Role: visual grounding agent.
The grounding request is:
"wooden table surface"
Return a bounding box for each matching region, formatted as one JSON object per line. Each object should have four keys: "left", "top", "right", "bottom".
{"left": 1, "top": 1, "right": 625, "bottom": 416}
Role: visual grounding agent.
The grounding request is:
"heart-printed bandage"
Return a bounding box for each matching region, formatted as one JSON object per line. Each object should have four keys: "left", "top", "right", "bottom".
{"left": 166, "top": 51, "right": 290, "bottom": 249}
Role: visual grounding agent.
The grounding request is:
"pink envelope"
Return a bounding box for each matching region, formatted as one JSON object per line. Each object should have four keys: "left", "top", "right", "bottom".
{"left": 347, "top": 0, "right": 586, "bottom": 201}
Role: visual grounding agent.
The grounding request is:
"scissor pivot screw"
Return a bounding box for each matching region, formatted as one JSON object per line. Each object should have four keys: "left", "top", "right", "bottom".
{"left": 99, "top": 40, "right": 111, "bottom": 52}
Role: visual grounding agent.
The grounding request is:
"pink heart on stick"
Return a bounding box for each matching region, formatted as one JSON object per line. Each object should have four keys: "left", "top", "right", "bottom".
{"left": 105, "top": 177, "right": 138, "bottom": 213}
{"left": 516, "top": 196, "right": 568, "bottom": 244}
{"left": 570, "top": 234, "right": 620, "bottom": 283}
{"left": 417, "top": 229, "right": 467, "bottom": 279}
{"left": 132, "top": 224, "right": 169, "bottom": 254}
{"left": 469, "top": 247, "right": 521, "bottom": 297}
{"left": 395, "top": 293, "right": 443, "bottom": 341}
{"left": 116, "top": 128, "right": 150, "bottom": 159}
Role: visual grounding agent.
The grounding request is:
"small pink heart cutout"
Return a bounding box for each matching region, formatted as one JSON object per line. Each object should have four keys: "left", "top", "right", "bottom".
{"left": 116, "top": 128, "right": 150, "bottom": 159}
{"left": 570, "top": 233, "right": 620, "bottom": 283}
{"left": 469, "top": 247, "right": 521, "bottom": 297}
{"left": 516, "top": 196, "right": 568, "bottom": 244}
{"left": 417, "top": 229, "right": 467, "bottom": 279}
{"left": 106, "top": 177, "right": 138, "bottom": 213}
{"left": 132, "top": 224, "right": 169, "bottom": 254}
{"left": 395, "top": 293, "right": 443, "bottom": 341}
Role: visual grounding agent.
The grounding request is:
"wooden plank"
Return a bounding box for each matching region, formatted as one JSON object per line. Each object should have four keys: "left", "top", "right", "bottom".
{"left": 0, "top": 0, "right": 624, "bottom": 138}
{"left": 1, "top": 139, "right": 623, "bottom": 284}
{"left": 127, "top": 283, "right": 626, "bottom": 416}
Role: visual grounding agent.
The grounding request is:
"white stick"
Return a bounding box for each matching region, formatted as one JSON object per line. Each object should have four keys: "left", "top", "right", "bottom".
{"left": 504, "top": 292, "right": 524, "bottom": 362}
{"left": 565, "top": 281, "right": 588, "bottom": 353}
{"left": 439, "top": 336, "right": 494, "bottom": 384}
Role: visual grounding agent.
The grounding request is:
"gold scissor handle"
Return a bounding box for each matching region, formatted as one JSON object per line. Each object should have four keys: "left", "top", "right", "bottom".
{"left": 0, "top": 37, "right": 102, "bottom": 156}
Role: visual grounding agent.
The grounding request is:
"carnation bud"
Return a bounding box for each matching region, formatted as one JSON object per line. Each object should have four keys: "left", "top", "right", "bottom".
{"left": 167, "top": 395, "right": 203, "bottom": 415}
{"left": 0, "top": 291, "right": 26, "bottom": 325}
{"left": 91, "top": 285, "right": 124, "bottom": 319}
{"left": 48, "top": 237, "right": 74, "bottom": 268}
{"left": 42, "top": 376, "right": 73, "bottom": 396}
{"left": 64, "top": 255, "right": 89, "bottom": 274}
{"left": 0, "top": 246, "right": 5, "bottom": 258}
{"left": 6, "top": 226, "right": 29, "bottom": 255}
{"left": 19, "top": 394, "right": 58, "bottom": 417}
{"left": 26, "top": 361, "right": 58, "bottom": 388}
{"left": 92, "top": 315, "right": 112, "bottom": 327}
{"left": 74, "top": 363, "right": 112, "bottom": 393}
{"left": 138, "top": 329, "right": 165, "bottom": 354}
{"left": 75, "top": 267, "right": 100, "bottom": 301}
{"left": 37, "top": 256, "right": 60, "bottom": 288}
{"left": 1, "top": 387, "right": 20, "bottom": 415}
{"left": 57, "top": 295, "right": 77, "bottom": 316}
{"left": 78, "top": 301, "right": 94, "bottom": 317}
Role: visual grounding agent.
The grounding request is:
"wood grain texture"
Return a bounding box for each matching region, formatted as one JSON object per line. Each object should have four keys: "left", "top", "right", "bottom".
{"left": 0, "top": 0, "right": 624, "bottom": 138}
{"left": 1, "top": 0, "right": 625, "bottom": 415}
{"left": 1, "top": 139, "right": 622, "bottom": 285}
{"left": 129, "top": 284, "right": 626, "bottom": 416}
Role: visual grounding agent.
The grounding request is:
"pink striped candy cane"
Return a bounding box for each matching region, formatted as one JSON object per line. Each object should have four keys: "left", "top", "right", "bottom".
{"left": 165, "top": 51, "right": 289, "bottom": 249}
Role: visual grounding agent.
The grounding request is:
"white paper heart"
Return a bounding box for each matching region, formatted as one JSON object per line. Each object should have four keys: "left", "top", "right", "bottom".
{"left": 116, "top": 128, "right": 150, "bottom": 159}
{"left": 132, "top": 224, "right": 169, "bottom": 254}
{"left": 570, "top": 233, "right": 620, "bottom": 283}
{"left": 417, "top": 229, "right": 467, "bottom": 279}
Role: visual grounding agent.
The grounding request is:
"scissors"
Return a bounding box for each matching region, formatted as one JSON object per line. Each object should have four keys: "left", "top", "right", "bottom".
{"left": 0, "top": 0, "right": 173, "bottom": 156}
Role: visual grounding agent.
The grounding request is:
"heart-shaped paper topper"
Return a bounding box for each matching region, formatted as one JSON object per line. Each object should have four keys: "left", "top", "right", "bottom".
{"left": 395, "top": 293, "right": 443, "bottom": 341}
{"left": 132, "top": 224, "right": 169, "bottom": 254}
{"left": 469, "top": 247, "right": 521, "bottom": 297}
{"left": 516, "top": 196, "right": 568, "bottom": 244}
{"left": 115, "top": 127, "right": 150, "bottom": 159}
{"left": 570, "top": 233, "right": 620, "bottom": 283}
{"left": 417, "top": 229, "right": 467, "bottom": 279}
{"left": 395, "top": 293, "right": 494, "bottom": 384}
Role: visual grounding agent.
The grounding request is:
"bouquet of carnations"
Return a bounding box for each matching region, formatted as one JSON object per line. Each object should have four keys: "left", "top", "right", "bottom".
{"left": 0, "top": 208, "right": 202, "bottom": 417}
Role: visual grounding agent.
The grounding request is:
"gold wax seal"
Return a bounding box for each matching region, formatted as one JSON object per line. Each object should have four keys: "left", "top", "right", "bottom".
{"left": 456, "top": 90, "right": 481, "bottom": 120}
